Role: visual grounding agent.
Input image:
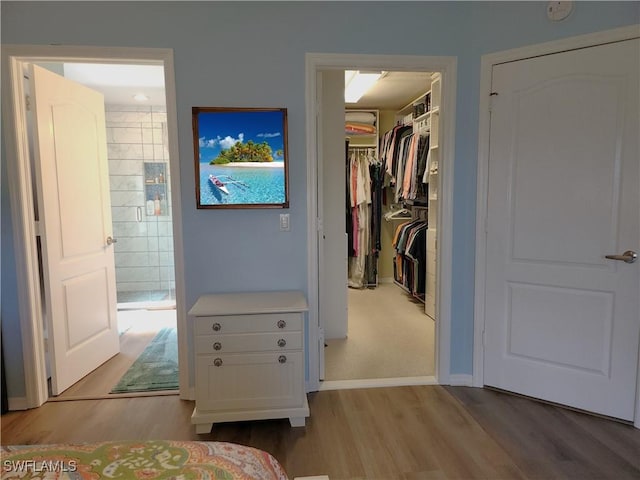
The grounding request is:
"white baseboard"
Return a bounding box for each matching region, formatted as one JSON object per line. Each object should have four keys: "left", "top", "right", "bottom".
{"left": 8, "top": 397, "right": 28, "bottom": 411}
{"left": 319, "top": 376, "right": 437, "bottom": 391}
{"left": 378, "top": 277, "right": 394, "bottom": 284}
{"left": 448, "top": 374, "right": 473, "bottom": 386}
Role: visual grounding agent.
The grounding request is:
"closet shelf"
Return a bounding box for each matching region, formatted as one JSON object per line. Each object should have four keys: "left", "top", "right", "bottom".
{"left": 413, "top": 112, "right": 430, "bottom": 123}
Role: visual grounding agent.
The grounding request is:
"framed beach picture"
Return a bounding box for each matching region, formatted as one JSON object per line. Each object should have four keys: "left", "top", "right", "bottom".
{"left": 192, "top": 107, "right": 289, "bottom": 209}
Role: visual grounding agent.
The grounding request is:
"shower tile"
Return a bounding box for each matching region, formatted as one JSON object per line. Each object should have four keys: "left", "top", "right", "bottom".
{"left": 143, "top": 144, "right": 155, "bottom": 160}
{"left": 108, "top": 160, "right": 143, "bottom": 176}
{"left": 108, "top": 127, "right": 143, "bottom": 144}
{"left": 145, "top": 220, "right": 159, "bottom": 237}
{"left": 158, "top": 236, "right": 174, "bottom": 252}
{"left": 147, "top": 237, "right": 159, "bottom": 252}
{"left": 147, "top": 251, "right": 161, "bottom": 266}
{"left": 109, "top": 175, "right": 143, "bottom": 191}
{"left": 153, "top": 144, "right": 165, "bottom": 160}
{"left": 116, "top": 281, "right": 162, "bottom": 292}
{"left": 111, "top": 206, "right": 140, "bottom": 223}
{"left": 142, "top": 128, "right": 153, "bottom": 144}
{"left": 108, "top": 143, "right": 144, "bottom": 160}
{"left": 113, "top": 221, "right": 147, "bottom": 238}
{"left": 158, "top": 252, "right": 174, "bottom": 266}
{"left": 114, "top": 236, "right": 149, "bottom": 253}
{"left": 115, "top": 252, "right": 148, "bottom": 267}
{"left": 157, "top": 222, "right": 173, "bottom": 236}
{"left": 116, "top": 266, "right": 160, "bottom": 283}
{"left": 152, "top": 128, "right": 163, "bottom": 145}
{"left": 110, "top": 191, "right": 144, "bottom": 208}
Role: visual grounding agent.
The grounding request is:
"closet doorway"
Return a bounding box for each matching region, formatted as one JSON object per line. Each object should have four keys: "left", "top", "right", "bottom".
{"left": 307, "top": 54, "right": 457, "bottom": 391}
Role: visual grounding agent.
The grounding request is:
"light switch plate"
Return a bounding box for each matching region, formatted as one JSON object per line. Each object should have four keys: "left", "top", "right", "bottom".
{"left": 280, "top": 213, "right": 290, "bottom": 231}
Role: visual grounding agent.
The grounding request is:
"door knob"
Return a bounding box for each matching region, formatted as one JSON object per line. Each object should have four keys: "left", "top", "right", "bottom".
{"left": 605, "top": 250, "right": 637, "bottom": 264}
{"left": 106, "top": 236, "right": 118, "bottom": 246}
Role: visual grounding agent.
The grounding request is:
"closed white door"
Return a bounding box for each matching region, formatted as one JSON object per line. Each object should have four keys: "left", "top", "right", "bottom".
{"left": 30, "top": 64, "right": 120, "bottom": 395}
{"left": 484, "top": 39, "right": 639, "bottom": 420}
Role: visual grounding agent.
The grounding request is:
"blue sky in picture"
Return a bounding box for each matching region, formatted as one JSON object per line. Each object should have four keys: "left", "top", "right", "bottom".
{"left": 197, "top": 109, "right": 286, "bottom": 163}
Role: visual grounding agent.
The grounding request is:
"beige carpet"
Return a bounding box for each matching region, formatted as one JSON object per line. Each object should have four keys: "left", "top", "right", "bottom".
{"left": 324, "top": 283, "right": 435, "bottom": 380}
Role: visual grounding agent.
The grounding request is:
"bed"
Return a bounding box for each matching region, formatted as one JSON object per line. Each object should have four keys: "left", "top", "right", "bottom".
{"left": 1, "top": 440, "right": 288, "bottom": 479}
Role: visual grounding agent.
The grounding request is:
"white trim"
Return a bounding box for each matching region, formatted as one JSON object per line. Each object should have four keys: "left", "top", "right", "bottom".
{"left": 449, "top": 374, "right": 473, "bottom": 387}
{"left": 1, "top": 45, "right": 188, "bottom": 407}
{"left": 305, "top": 55, "right": 320, "bottom": 392}
{"left": 306, "top": 53, "right": 457, "bottom": 391}
{"left": 319, "top": 376, "right": 437, "bottom": 392}
{"left": 8, "top": 397, "right": 29, "bottom": 411}
{"left": 474, "top": 25, "right": 640, "bottom": 414}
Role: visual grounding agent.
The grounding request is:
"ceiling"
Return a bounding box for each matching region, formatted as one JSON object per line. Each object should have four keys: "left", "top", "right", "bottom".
{"left": 62, "top": 63, "right": 166, "bottom": 106}
{"left": 56, "top": 64, "right": 431, "bottom": 111}
{"left": 348, "top": 71, "right": 433, "bottom": 110}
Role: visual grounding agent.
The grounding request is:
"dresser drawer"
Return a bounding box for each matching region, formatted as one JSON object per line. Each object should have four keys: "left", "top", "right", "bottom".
{"left": 194, "top": 313, "right": 302, "bottom": 335}
{"left": 195, "top": 331, "right": 302, "bottom": 354}
{"left": 195, "top": 352, "right": 304, "bottom": 412}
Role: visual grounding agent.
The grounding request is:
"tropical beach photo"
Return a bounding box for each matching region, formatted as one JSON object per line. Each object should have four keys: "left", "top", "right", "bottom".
{"left": 193, "top": 107, "right": 289, "bottom": 208}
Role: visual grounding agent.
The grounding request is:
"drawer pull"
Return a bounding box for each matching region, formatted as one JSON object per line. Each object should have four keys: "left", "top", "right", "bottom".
{"left": 278, "top": 355, "right": 287, "bottom": 364}
{"left": 277, "top": 320, "right": 287, "bottom": 329}
{"left": 277, "top": 338, "right": 287, "bottom": 348}
{"left": 213, "top": 342, "right": 222, "bottom": 351}
{"left": 213, "top": 358, "right": 223, "bottom": 367}
{"left": 212, "top": 323, "right": 221, "bottom": 332}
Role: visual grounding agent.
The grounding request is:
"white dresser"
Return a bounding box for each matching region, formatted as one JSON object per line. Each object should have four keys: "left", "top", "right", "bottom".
{"left": 189, "top": 291, "right": 309, "bottom": 434}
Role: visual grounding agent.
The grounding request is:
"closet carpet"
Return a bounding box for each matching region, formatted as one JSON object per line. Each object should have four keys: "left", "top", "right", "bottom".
{"left": 324, "top": 282, "right": 435, "bottom": 380}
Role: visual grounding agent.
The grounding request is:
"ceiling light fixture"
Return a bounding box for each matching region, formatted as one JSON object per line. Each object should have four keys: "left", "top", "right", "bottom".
{"left": 133, "top": 93, "right": 149, "bottom": 102}
{"left": 345, "top": 70, "right": 382, "bottom": 103}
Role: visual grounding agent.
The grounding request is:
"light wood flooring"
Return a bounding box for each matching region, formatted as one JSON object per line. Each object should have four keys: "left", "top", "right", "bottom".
{"left": 324, "top": 283, "right": 435, "bottom": 381}
{"left": 50, "top": 309, "right": 177, "bottom": 400}
{"left": 2, "top": 386, "right": 639, "bottom": 479}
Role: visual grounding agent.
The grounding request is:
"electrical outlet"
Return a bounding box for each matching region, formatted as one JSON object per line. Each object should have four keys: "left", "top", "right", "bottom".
{"left": 280, "top": 213, "right": 290, "bottom": 232}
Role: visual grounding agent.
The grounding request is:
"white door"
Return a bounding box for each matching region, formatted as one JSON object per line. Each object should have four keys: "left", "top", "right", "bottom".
{"left": 319, "top": 70, "right": 348, "bottom": 343}
{"left": 484, "top": 39, "right": 639, "bottom": 420}
{"left": 30, "top": 64, "right": 120, "bottom": 395}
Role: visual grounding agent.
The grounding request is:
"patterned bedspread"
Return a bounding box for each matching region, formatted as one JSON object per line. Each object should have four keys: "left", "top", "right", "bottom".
{"left": 1, "top": 440, "right": 289, "bottom": 479}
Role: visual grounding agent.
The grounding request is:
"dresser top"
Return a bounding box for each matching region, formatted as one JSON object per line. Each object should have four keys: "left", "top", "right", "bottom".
{"left": 189, "top": 291, "right": 308, "bottom": 316}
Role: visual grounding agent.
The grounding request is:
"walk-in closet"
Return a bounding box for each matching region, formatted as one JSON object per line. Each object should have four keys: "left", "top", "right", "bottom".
{"left": 322, "top": 70, "right": 443, "bottom": 383}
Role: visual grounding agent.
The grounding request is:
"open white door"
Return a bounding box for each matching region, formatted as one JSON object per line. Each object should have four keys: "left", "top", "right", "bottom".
{"left": 317, "top": 70, "right": 348, "bottom": 381}
{"left": 30, "top": 64, "right": 120, "bottom": 395}
{"left": 484, "top": 39, "right": 639, "bottom": 420}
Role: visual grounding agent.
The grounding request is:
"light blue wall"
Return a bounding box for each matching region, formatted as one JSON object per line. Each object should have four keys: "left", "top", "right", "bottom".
{"left": 2, "top": 1, "right": 638, "bottom": 398}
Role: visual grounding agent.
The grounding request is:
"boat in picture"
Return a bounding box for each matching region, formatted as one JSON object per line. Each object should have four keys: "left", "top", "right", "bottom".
{"left": 209, "top": 175, "right": 230, "bottom": 195}
{"left": 216, "top": 175, "right": 249, "bottom": 190}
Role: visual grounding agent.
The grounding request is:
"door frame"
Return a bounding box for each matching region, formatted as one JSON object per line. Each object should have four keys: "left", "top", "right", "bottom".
{"left": 306, "top": 53, "right": 457, "bottom": 391}
{"left": 473, "top": 25, "right": 640, "bottom": 427}
{"left": 1, "top": 45, "right": 189, "bottom": 408}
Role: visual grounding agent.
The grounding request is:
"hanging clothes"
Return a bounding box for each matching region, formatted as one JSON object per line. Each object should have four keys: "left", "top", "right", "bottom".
{"left": 380, "top": 125, "right": 430, "bottom": 205}
{"left": 345, "top": 147, "right": 381, "bottom": 288}
{"left": 392, "top": 219, "right": 429, "bottom": 299}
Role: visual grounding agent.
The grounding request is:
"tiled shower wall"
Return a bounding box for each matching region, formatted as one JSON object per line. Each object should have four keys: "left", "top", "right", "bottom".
{"left": 106, "top": 104, "right": 175, "bottom": 303}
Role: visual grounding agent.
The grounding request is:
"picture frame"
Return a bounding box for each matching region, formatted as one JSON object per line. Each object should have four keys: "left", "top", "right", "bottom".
{"left": 192, "top": 107, "right": 290, "bottom": 209}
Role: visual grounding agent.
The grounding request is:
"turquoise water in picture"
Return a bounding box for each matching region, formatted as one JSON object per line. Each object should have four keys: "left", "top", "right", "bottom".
{"left": 199, "top": 162, "right": 286, "bottom": 205}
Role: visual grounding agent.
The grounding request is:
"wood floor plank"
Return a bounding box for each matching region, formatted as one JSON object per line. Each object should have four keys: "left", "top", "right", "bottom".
{"left": 2, "top": 386, "right": 639, "bottom": 479}
{"left": 446, "top": 387, "right": 640, "bottom": 480}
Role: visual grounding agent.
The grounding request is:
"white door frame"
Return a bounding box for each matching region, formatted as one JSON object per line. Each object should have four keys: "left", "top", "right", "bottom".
{"left": 1, "top": 45, "right": 190, "bottom": 408}
{"left": 306, "top": 53, "right": 457, "bottom": 391}
{"left": 473, "top": 24, "right": 640, "bottom": 427}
